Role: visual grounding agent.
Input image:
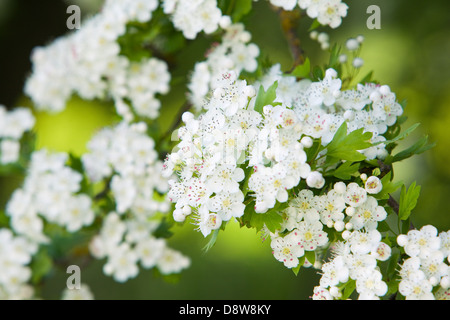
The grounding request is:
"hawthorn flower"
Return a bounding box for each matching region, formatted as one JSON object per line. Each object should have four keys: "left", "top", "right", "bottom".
{"left": 156, "top": 247, "right": 191, "bottom": 275}
{"left": 348, "top": 230, "right": 382, "bottom": 255}
{"left": 0, "top": 140, "right": 20, "bottom": 164}
{"left": 399, "top": 277, "right": 435, "bottom": 300}
{"left": 307, "top": 68, "right": 342, "bottom": 107}
{"left": 344, "top": 182, "right": 368, "bottom": 207}
{"left": 316, "top": 0, "right": 349, "bottom": 29}
{"left": 293, "top": 218, "right": 328, "bottom": 251}
{"left": 319, "top": 256, "right": 349, "bottom": 288}
{"left": 364, "top": 176, "right": 383, "bottom": 194}
{"left": 207, "top": 191, "right": 246, "bottom": 221}
{"left": 356, "top": 269, "right": 387, "bottom": 300}
{"left": 316, "top": 190, "right": 346, "bottom": 228}
{"left": 0, "top": 106, "right": 35, "bottom": 165}
{"left": 103, "top": 243, "right": 139, "bottom": 283}
{"left": 349, "top": 196, "right": 387, "bottom": 230}
{"left": 311, "top": 286, "right": 333, "bottom": 300}
{"left": 135, "top": 237, "right": 166, "bottom": 269}
{"left": 398, "top": 225, "right": 441, "bottom": 258}
{"left": 271, "top": 233, "right": 305, "bottom": 268}
{"left": 196, "top": 210, "right": 222, "bottom": 237}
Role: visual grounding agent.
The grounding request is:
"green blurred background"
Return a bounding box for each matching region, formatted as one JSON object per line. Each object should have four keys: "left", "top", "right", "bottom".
{"left": 0, "top": 0, "right": 449, "bottom": 299}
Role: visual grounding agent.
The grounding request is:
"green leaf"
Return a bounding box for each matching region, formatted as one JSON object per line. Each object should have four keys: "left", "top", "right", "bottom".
{"left": 305, "top": 251, "right": 316, "bottom": 266}
{"left": 254, "top": 81, "right": 279, "bottom": 114}
{"left": 341, "top": 280, "right": 356, "bottom": 300}
{"left": 327, "top": 44, "right": 341, "bottom": 70}
{"left": 153, "top": 217, "right": 174, "bottom": 239}
{"left": 0, "top": 210, "right": 9, "bottom": 228}
{"left": 359, "top": 71, "right": 374, "bottom": 84}
{"left": 375, "top": 171, "right": 402, "bottom": 200}
{"left": 231, "top": 0, "right": 252, "bottom": 22}
{"left": 386, "top": 135, "right": 435, "bottom": 164}
{"left": 312, "top": 66, "right": 324, "bottom": 81}
{"left": 326, "top": 122, "right": 373, "bottom": 162}
{"left": 241, "top": 201, "right": 284, "bottom": 233}
{"left": 327, "top": 161, "right": 360, "bottom": 180}
{"left": 291, "top": 58, "right": 310, "bottom": 78}
{"left": 380, "top": 123, "right": 421, "bottom": 146}
{"left": 308, "top": 19, "right": 321, "bottom": 31}
{"left": 202, "top": 228, "right": 220, "bottom": 252}
{"left": 292, "top": 256, "right": 306, "bottom": 276}
{"left": 305, "top": 137, "right": 324, "bottom": 163}
{"left": 30, "top": 247, "right": 53, "bottom": 285}
{"left": 398, "top": 182, "right": 421, "bottom": 221}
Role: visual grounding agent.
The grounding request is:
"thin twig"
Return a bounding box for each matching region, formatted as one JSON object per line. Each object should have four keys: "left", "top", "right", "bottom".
{"left": 158, "top": 101, "right": 192, "bottom": 145}
{"left": 276, "top": 8, "right": 305, "bottom": 70}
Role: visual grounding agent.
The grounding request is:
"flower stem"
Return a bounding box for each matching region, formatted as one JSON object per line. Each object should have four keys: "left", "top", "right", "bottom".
{"left": 276, "top": 8, "right": 305, "bottom": 71}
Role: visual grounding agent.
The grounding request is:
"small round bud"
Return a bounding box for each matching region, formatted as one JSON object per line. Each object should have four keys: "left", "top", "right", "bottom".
{"left": 182, "top": 111, "right": 194, "bottom": 123}
{"left": 429, "top": 277, "right": 439, "bottom": 286}
{"left": 370, "top": 91, "right": 381, "bottom": 102}
{"left": 244, "top": 85, "right": 256, "bottom": 98}
{"left": 219, "top": 15, "right": 232, "bottom": 29}
{"left": 346, "top": 38, "right": 360, "bottom": 51}
{"left": 173, "top": 209, "right": 186, "bottom": 222}
{"left": 321, "top": 42, "right": 330, "bottom": 50}
{"left": 213, "top": 87, "right": 225, "bottom": 99}
{"left": 332, "top": 90, "right": 341, "bottom": 99}
{"left": 330, "top": 286, "right": 341, "bottom": 298}
{"left": 325, "top": 68, "right": 338, "bottom": 79}
{"left": 338, "top": 54, "right": 348, "bottom": 63}
{"left": 343, "top": 110, "right": 355, "bottom": 121}
{"left": 379, "top": 85, "right": 391, "bottom": 95}
{"left": 334, "top": 221, "right": 345, "bottom": 232}
{"left": 334, "top": 182, "right": 347, "bottom": 194}
{"left": 239, "top": 31, "right": 251, "bottom": 43}
{"left": 342, "top": 230, "right": 351, "bottom": 240}
{"left": 397, "top": 234, "right": 409, "bottom": 247}
{"left": 182, "top": 205, "right": 192, "bottom": 215}
{"left": 352, "top": 57, "right": 364, "bottom": 68}
{"left": 301, "top": 136, "right": 313, "bottom": 148}
{"left": 440, "top": 276, "right": 450, "bottom": 289}
{"left": 318, "top": 32, "right": 329, "bottom": 44}
{"left": 306, "top": 171, "right": 325, "bottom": 189}
{"left": 345, "top": 207, "right": 355, "bottom": 216}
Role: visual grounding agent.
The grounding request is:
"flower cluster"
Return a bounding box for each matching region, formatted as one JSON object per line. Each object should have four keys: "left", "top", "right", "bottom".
{"left": 164, "top": 72, "right": 259, "bottom": 236}
{"left": 82, "top": 121, "right": 190, "bottom": 282}
{"left": 247, "top": 104, "right": 312, "bottom": 213}
{"left": 166, "top": 62, "right": 405, "bottom": 239}
{"left": 312, "top": 230, "right": 391, "bottom": 300}
{"left": 271, "top": 178, "right": 387, "bottom": 269}
{"left": 396, "top": 225, "right": 450, "bottom": 300}
{"left": 260, "top": 66, "right": 403, "bottom": 158}
{"left": 188, "top": 23, "right": 260, "bottom": 110}
{"left": 6, "top": 149, "right": 94, "bottom": 243}
{"left": 89, "top": 211, "right": 190, "bottom": 282}
{"left": 24, "top": 0, "right": 170, "bottom": 120}
{"left": 162, "top": 0, "right": 223, "bottom": 40}
{"left": 82, "top": 121, "right": 170, "bottom": 215}
{"left": 268, "top": 0, "right": 348, "bottom": 29}
{"left": 0, "top": 229, "right": 37, "bottom": 300}
{"left": 0, "top": 105, "right": 35, "bottom": 165}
